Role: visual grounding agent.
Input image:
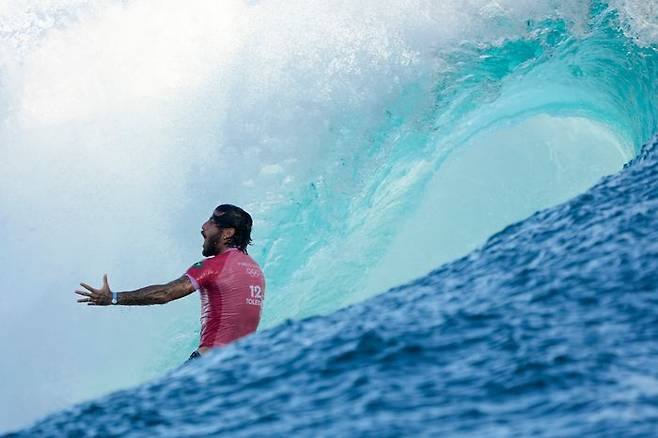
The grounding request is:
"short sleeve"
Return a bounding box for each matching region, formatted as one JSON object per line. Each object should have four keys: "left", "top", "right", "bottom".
{"left": 185, "top": 260, "right": 213, "bottom": 291}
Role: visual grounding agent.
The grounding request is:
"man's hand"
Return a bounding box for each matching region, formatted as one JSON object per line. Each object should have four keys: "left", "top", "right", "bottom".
{"left": 75, "top": 274, "right": 112, "bottom": 306}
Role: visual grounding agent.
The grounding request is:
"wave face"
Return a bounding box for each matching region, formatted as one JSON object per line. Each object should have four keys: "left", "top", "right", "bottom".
{"left": 1, "top": 0, "right": 658, "bottom": 433}
{"left": 255, "top": 0, "right": 658, "bottom": 330}
{"left": 9, "top": 135, "right": 658, "bottom": 437}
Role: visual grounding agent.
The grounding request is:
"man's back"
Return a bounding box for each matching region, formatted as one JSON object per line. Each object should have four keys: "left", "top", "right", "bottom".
{"left": 185, "top": 248, "right": 266, "bottom": 348}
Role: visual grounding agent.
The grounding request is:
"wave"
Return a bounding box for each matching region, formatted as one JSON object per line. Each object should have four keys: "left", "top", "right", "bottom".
{"left": 254, "top": 1, "right": 658, "bottom": 331}
{"left": 1, "top": 0, "right": 657, "bottom": 432}
{"left": 10, "top": 132, "right": 658, "bottom": 437}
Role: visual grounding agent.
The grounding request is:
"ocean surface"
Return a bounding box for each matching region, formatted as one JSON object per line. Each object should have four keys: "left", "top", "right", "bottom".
{"left": 1, "top": 0, "right": 658, "bottom": 436}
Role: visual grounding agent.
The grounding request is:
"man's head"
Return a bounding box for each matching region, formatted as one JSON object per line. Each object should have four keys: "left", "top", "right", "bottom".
{"left": 201, "top": 204, "right": 253, "bottom": 257}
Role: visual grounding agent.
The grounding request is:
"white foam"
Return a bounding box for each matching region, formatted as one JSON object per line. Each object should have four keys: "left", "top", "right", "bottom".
{"left": 610, "top": 0, "right": 658, "bottom": 47}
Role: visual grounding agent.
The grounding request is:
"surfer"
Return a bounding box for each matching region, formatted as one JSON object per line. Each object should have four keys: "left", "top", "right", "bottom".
{"left": 75, "top": 204, "right": 266, "bottom": 361}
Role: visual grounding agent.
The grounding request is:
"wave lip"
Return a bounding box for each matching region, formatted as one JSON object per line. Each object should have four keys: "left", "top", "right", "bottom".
{"left": 9, "top": 135, "right": 658, "bottom": 437}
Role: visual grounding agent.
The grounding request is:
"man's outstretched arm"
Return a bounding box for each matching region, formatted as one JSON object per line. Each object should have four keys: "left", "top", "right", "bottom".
{"left": 75, "top": 274, "right": 196, "bottom": 306}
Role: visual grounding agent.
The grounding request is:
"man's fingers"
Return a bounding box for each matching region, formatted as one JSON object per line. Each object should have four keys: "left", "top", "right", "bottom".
{"left": 79, "top": 282, "right": 97, "bottom": 293}
{"left": 74, "top": 290, "right": 94, "bottom": 297}
{"left": 77, "top": 277, "right": 111, "bottom": 306}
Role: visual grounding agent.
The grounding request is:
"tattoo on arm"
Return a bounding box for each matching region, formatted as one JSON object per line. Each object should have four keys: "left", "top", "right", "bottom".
{"left": 116, "top": 276, "right": 196, "bottom": 305}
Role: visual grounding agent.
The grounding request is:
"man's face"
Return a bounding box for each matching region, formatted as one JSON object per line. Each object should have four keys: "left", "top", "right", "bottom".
{"left": 201, "top": 219, "right": 221, "bottom": 257}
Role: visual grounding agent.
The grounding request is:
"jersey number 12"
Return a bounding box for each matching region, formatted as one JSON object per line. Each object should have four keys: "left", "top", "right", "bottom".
{"left": 249, "top": 285, "right": 263, "bottom": 299}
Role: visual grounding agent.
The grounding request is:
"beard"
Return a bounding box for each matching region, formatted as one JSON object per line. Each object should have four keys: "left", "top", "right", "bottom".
{"left": 202, "top": 236, "right": 220, "bottom": 257}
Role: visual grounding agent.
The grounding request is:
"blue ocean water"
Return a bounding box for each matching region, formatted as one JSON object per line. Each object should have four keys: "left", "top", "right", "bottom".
{"left": 8, "top": 137, "right": 658, "bottom": 437}
{"left": 2, "top": 0, "right": 658, "bottom": 436}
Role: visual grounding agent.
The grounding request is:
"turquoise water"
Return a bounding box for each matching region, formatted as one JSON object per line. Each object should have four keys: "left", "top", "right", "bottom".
{"left": 1, "top": 0, "right": 658, "bottom": 433}
{"left": 254, "top": 3, "right": 658, "bottom": 327}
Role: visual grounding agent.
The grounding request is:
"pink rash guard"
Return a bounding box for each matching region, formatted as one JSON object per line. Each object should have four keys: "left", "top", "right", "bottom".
{"left": 185, "top": 248, "right": 265, "bottom": 349}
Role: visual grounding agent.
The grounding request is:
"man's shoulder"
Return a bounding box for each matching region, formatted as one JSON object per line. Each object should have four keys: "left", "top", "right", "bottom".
{"left": 187, "top": 256, "right": 219, "bottom": 272}
{"left": 230, "top": 253, "right": 264, "bottom": 279}
{"left": 230, "top": 251, "right": 261, "bottom": 266}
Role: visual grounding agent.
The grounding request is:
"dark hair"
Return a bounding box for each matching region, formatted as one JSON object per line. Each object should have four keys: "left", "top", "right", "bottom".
{"left": 211, "top": 204, "right": 253, "bottom": 254}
